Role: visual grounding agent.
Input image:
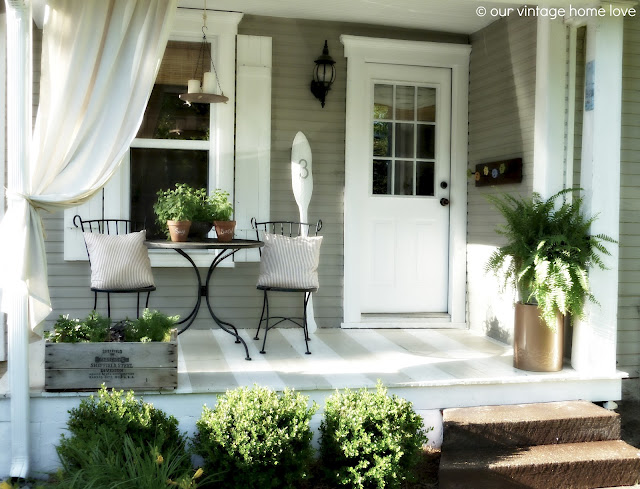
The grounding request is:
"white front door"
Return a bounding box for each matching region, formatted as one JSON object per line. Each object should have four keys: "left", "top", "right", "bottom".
{"left": 359, "top": 64, "right": 452, "bottom": 314}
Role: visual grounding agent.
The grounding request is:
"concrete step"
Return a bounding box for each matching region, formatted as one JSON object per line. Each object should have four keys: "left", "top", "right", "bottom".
{"left": 443, "top": 401, "right": 620, "bottom": 450}
{"left": 439, "top": 439, "right": 640, "bottom": 489}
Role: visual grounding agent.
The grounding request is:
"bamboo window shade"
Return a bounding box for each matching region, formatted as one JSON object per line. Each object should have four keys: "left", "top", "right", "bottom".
{"left": 155, "top": 41, "right": 204, "bottom": 86}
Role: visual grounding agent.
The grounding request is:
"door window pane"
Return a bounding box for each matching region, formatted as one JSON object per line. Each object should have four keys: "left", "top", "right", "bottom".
{"left": 395, "top": 85, "right": 415, "bottom": 121}
{"left": 373, "top": 122, "right": 392, "bottom": 157}
{"left": 374, "top": 84, "right": 393, "bottom": 120}
{"left": 371, "top": 82, "right": 439, "bottom": 197}
{"left": 416, "top": 162, "right": 435, "bottom": 196}
{"left": 417, "top": 125, "right": 435, "bottom": 159}
{"left": 417, "top": 87, "right": 436, "bottom": 122}
{"left": 130, "top": 148, "right": 208, "bottom": 239}
{"left": 394, "top": 160, "right": 414, "bottom": 195}
{"left": 395, "top": 123, "right": 414, "bottom": 158}
{"left": 372, "top": 159, "right": 391, "bottom": 194}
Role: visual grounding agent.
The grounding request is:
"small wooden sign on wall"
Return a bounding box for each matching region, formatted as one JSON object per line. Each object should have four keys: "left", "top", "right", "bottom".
{"left": 474, "top": 158, "right": 523, "bottom": 187}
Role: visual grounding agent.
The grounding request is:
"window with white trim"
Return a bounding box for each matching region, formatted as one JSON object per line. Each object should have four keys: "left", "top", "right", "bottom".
{"left": 64, "top": 9, "right": 244, "bottom": 267}
{"left": 129, "top": 40, "right": 212, "bottom": 240}
{"left": 63, "top": 12, "right": 271, "bottom": 266}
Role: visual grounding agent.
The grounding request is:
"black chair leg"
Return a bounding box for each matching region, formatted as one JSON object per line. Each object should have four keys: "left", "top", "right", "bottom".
{"left": 136, "top": 293, "right": 141, "bottom": 318}
{"left": 145, "top": 291, "right": 151, "bottom": 309}
{"left": 260, "top": 291, "right": 270, "bottom": 354}
{"left": 255, "top": 290, "right": 267, "bottom": 341}
{"left": 93, "top": 292, "right": 98, "bottom": 312}
{"left": 303, "top": 292, "right": 311, "bottom": 355}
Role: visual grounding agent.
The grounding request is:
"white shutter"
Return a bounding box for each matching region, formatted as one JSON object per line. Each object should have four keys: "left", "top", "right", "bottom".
{"left": 234, "top": 35, "right": 272, "bottom": 262}
{"left": 63, "top": 163, "right": 126, "bottom": 260}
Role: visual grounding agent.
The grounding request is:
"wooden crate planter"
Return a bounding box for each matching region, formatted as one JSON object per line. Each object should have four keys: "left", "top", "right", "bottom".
{"left": 45, "top": 331, "right": 177, "bottom": 392}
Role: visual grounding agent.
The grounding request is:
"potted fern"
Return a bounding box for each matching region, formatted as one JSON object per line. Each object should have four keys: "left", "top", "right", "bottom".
{"left": 486, "top": 188, "right": 615, "bottom": 372}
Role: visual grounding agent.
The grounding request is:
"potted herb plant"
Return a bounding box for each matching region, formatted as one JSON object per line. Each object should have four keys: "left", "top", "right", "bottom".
{"left": 210, "top": 189, "right": 235, "bottom": 242}
{"left": 153, "top": 183, "right": 198, "bottom": 241}
{"left": 44, "top": 310, "right": 179, "bottom": 391}
{"left": 190, "top": 186, "right": 217, "bottom": 239}
{"left": 485, "top": 188, "right": 615, "bottom": 372}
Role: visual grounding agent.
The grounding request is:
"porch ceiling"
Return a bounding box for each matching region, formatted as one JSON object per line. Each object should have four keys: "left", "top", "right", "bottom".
{"left": 178, "top": 0, "right": 594, "bottom": 35}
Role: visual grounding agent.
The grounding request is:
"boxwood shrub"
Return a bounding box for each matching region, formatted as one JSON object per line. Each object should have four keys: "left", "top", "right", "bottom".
{"left": 319, "top": 382, "right": 429, "bottom": 489}
{"left": 192, "top": 385, "right": 318, "bottom": 489}
{"left": 57, "top": 385, "right": 186, "bottom": 472}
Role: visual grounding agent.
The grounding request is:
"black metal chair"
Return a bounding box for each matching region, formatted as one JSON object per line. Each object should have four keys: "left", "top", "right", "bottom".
{"left": 73, "top": 214, "right": 156, "bottom": 318}
{"left": 251, "top": 218, "right": 323, "bottom": 355}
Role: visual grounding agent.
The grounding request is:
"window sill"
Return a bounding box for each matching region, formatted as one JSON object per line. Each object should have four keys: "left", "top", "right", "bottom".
{"left": 149, "top": 249, "right": 235, "bottom": 268}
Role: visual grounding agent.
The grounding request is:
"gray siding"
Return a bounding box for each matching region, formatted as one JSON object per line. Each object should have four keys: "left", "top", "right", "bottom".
{"left": 466, "top": 16, "right": 537, "bottom": 340}
{"left": 42, "top": 16, "right": 466, "bottom": 330}
{"left": 618, "top": 15, "right": 640, "bottom": 379}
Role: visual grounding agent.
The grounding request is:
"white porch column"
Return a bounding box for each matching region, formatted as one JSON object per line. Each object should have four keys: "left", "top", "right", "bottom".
{"left": 532, "top": 16, "right": 567, "bottom": 198}
{"left": 0, "top": 9, "right": 7, "bottom": 363}
{"left": 4, "top": 0, "right": 32, "bottom": 478}
{"left": 571, "top": 8, "right": 623, "bottom": 375}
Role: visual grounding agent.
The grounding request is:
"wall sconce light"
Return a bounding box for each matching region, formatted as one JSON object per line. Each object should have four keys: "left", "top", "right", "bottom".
{"left": 310, "top": 40, "right": 336, "bottom": 108}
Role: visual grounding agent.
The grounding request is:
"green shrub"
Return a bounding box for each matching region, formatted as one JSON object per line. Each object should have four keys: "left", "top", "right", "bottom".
{"left": 124, "top": 309, "right": 179, "bottom": 342}
{"left": 192, "top": 385, "right": 318, "bottom": 489}
{"left": 319, "top": 382, "right": 429, "bottom": 489}
{"left": 56, "top": 431, "right": 214, "bottom": 489}
{"left": 45, "top": 311, "right": 110, "bottom": 343}
{"left": 57, "top": 385, "right": 186, "bottom": 473}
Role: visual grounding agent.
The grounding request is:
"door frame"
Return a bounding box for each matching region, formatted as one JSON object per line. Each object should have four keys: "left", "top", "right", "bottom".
{"left": 340, "top": 35, "right": 471, "bottom": 328}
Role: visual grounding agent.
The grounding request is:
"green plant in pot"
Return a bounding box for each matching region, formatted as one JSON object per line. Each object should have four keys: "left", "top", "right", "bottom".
{"left": 485, "top": 188, "right": 615, "bottom": 372}
{"left": 153, "top": 184, "right": 198, "bottom": 241}
{"left": 210, "top": 189, "right": 235, "bottom": 242}
{"left": 189, "top": 186, "right": 217, "bottom": 239}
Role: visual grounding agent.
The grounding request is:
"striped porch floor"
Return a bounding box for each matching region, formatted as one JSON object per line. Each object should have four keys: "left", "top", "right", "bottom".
{"left": 0, "top": 328, "right": 625, "bottom": 409}
{"left": 170, "top": 327, "right": 624, "bottom": 408}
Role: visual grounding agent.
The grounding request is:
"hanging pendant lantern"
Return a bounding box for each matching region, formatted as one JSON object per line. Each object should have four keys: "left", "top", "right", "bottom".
{"left": 179, "top": 4, "right": 228, "bottom": 105}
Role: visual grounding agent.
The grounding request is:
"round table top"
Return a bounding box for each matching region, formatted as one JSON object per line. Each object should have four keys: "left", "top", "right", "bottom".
{"left": 145, "top": 238, "right": 263, "bottom": 250}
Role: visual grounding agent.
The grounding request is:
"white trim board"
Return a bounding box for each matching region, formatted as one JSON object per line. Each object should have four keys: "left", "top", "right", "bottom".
{"left": 340, "top": 35, "right": 470, "bottom": 328}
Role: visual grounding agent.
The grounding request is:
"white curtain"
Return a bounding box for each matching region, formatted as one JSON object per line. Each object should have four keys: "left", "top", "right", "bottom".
{"left": 0, "top": 0, "right": 176, "bottom": 333}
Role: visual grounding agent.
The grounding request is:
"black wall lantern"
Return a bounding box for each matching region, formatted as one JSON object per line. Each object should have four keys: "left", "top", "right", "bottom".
{"left": 310, "top": 40, "right": 336, "bottom": 108}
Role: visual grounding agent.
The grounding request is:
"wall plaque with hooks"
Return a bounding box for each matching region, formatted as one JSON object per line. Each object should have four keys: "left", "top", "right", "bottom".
{"left": 474, "top": 158, "right": 523, "bottom": 187}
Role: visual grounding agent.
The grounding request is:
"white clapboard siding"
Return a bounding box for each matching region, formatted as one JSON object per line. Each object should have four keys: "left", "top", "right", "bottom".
{"left": 618, "top": 15, "right": 640, "bottom": 378}
{"left": 235, "top": 35, "right": 272, "bottom": 263}
{"left": 63, "top": 164, "right": 127, "bottom": 261}
{"left": 466, "top": 15, "right": 537, "bottom": 340}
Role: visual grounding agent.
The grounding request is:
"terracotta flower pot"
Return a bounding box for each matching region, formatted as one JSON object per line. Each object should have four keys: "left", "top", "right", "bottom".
{"left": 513, "top": 302, "right": 564, "bottom": 372}
{"left": 189, "top": 220, "right": 214, "bottom": 240}
{"left": 167, "top": 220, "right": 191, "bottom": 242}
{"left": 214, "top": 220, "right": 236, "bottom": 242}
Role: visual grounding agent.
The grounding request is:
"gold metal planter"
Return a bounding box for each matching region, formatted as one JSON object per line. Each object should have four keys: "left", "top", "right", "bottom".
{"left": 513, "top": 303, "right": 564, "bottom": 372}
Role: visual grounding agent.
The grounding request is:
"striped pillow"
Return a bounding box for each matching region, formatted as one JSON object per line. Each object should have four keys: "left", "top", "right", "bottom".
{"left": 83, "top": 230, "right": 155, "bottom": 290}
{"left": 257, "top": 233, "right": 323, "bottom": 290}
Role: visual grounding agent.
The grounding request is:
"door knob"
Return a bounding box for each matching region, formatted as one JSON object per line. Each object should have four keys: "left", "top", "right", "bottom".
{"left": 440, "top": 198, "right": 450, "bottom": 207}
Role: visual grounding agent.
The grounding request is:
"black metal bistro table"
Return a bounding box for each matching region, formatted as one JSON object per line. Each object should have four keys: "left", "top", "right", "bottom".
{"left": 145, "top": 238, "right": 263, "bottom": 361}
